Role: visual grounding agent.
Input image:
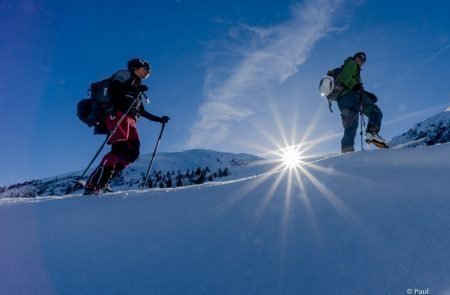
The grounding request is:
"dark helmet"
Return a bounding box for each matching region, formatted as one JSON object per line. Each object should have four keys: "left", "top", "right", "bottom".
{"left": 353, "top": 52, "right": 366, "bottom": 62}
{"left": 127, "top": 58, "right": 151, "bottom": 72}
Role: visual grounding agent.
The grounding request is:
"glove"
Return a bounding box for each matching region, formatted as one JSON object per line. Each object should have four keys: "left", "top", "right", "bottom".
{"left": 135, "top": 84, "right": 149, "bottom": 93}
{"left": 365, "top": 92, "right": 378, "bottom": 103}
{"left": 158, "top": 115, "right": 170, "bottom": 124}
{"left": 352, "top": 83, "right": 364, "bottom": 93}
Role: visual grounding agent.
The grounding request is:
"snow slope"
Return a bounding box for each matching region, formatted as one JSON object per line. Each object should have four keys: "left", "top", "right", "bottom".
{"left": 390, "top": 107, "right": 450, "bottom": 148}
{"left": 1, "top": 144, "right": 450, "bottom": 294}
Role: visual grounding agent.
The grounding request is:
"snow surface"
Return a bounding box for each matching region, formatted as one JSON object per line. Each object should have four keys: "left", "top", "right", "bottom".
{"left": 1, "top": 144, "right": 450, "bottom": 294}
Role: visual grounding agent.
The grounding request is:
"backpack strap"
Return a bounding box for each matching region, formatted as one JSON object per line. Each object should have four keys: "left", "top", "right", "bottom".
{"left": 110, "top": 70, "right": 131, "bottom": 83}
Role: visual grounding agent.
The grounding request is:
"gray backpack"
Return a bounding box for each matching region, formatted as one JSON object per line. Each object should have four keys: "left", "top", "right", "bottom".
{"left": 76, "top": 72, "right": 120, "bottom": 134}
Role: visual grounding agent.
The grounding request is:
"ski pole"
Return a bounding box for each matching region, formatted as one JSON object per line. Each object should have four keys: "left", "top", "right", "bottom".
{"left": 359, "top": 103, "right": 367, "bottom": 151}
{"left": 360, "top": 111, "right": 364, "bottom": 151}
{"left": 77, "top": 92, "right": 144, "bottom": 181}
{"left": 142, "top": 123, "right": 166, "bottom": 190}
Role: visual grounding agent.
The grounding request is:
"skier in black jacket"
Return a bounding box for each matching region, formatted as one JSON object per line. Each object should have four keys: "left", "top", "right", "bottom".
{"left": 84, "top": 58, "right": 169, "bottom": 194}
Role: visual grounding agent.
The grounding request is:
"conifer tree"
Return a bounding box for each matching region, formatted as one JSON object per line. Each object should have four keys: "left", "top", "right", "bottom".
{"left": 166, "top": 177, "right": 173, "bottom": 188}
{"left": 176, "top": 177, "right": 183, "bottom": 187}
{"left": 196, "top": 173, "right": 205, "bottom": 184}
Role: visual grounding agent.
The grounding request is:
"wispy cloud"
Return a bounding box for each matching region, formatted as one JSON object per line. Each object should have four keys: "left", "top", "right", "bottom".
{"left": 186, "top": 0, "right": 344, "bottom": 149}
{"left": 420, "top": 43, "right": 450, "bottom": 66}
{"left": 393, "top": 43, "right": 450, "bottom": 84}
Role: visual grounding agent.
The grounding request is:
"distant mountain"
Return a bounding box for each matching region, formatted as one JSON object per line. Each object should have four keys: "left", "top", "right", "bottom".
{"left": 135, "top": 149, "right": 263, "bottom": 171}
{"left": 390, "top": 107, "right": 450, "bottom": 148}
{"left": 0, "top": 149, "right": 266, "bottom": 198}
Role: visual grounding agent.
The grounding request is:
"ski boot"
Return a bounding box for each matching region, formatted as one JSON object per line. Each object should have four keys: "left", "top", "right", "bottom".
{"left": 365, "top": 126, "right": 389, "bottom": 149}
{"left": 83, "top": 184, "right": 102, "bottom": 195}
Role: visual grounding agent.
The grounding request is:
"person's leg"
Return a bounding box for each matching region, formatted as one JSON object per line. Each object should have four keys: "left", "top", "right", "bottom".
{"left": 338, "top": 91, "right": 361, "bottom": 153}
{"left": 360, "top": 92, "right": 383, "bottom": 131}
{"left": 85, "top": 114, "right": 135, "bottom": 194}
{"left": 360, "top": 92, "right": 388, "bottom": 148}
{"left": 340, "top": 108, "right": 359, "bottom": 153}
{"left": 110, "top": 141, "right": 137, "bottom": 169}
{"left": 100, "top": 140, "right": 139, "bottom": 183}
{"left": 125, "top": 120, "right": 140, "bottom": 164}
{"left": 125, "top": 140, "right": 140, "bottom": 163}
{"left": 85, "top": 152, "right": 119, "bottom": 193}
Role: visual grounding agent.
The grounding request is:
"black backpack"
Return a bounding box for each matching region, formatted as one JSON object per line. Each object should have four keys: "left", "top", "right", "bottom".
{"left": 77, "top": 74, "right": 117, "bottom": 134}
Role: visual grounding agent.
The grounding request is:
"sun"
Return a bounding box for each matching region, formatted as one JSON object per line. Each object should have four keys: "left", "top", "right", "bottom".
{"left": 280, "top": 146, "right": 303, "bottom": 169}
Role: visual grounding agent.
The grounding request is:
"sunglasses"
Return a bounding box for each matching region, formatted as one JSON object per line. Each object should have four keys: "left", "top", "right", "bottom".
{"left": 139, "top": 59, "right": 151, "bottom": 72}
{"left": 358, "top": 55, "right": 366, "bottom": 62}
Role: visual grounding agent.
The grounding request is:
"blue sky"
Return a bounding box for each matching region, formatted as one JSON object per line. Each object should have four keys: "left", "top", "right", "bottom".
{"left": 0, "top": 0, "right": 449, "bottom": 185}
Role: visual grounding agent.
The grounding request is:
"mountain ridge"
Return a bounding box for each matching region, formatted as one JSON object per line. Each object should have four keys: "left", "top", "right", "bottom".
{"left": 0, "top": 149, "right": 267, "bottom": 198}
{"left": 390, "top": 107, "right": 450, "bottom": 148}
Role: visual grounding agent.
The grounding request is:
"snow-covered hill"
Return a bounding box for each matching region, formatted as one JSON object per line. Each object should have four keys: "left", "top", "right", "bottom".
{"left": 1, "top": 144, "right": 450, "bottom": 294}
{"left": 390, "top": 107, "right": 450, "bottom": 148}
{"left": 0, "top": 149, "right": 266, "bottom": 198}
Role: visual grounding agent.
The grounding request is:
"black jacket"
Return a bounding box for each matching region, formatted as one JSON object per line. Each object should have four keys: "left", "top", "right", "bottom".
{"left": 108, "top": 70, "right": 160, "bottom": 122}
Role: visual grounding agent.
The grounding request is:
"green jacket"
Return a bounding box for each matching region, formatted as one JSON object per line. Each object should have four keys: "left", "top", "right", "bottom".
{"left": 338, "top": 57, "right": 362, "bottom": 97}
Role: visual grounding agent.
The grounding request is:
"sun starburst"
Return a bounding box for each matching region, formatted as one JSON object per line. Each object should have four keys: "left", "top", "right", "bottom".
{"left": 279, "top": 146, "right": 304, "bottom": 169}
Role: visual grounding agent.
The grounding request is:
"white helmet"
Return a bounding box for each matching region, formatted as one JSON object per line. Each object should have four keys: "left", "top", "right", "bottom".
{"left": 319, "top": 76, "right": 334, "bottom": 97}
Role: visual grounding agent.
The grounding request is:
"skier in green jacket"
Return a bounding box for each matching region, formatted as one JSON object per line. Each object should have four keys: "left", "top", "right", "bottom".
{"left": 337, "top": 52, "right": 388, "bottom": 153}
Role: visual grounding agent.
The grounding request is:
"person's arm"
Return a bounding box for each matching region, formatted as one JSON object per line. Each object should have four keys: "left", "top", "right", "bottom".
{"left": 138, "top": 106, "right": 170, "bottom": 123}
{"left": 139, "top": 108, "right": 161, "bottom": 122}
